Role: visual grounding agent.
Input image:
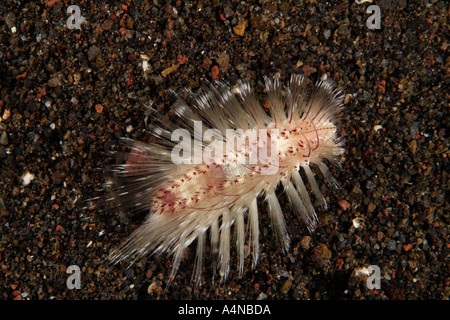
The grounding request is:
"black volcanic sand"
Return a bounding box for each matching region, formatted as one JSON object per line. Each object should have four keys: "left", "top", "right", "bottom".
{"left": 0, "top": 0, "right": 448, "bottom": 300}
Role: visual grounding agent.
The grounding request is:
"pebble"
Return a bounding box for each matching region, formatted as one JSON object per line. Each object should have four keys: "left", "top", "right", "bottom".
{"left": 367, "top": 202, "right": 377, "bottom": 213}
{"left": 211, "top": 65, "right": 219, "bottom": 80}
{"left": 233, "top": 20, "right": 247, "bottom": 36}
{"left": 373, "top": 125, "right": 383, "bottom": 132}
{"left": 223, "top": 6, "right": 234, "bottom": 18}
{"left": 161, "top": 64, "right": 179, "bottom": 77}
{"left": 88, "top": 46, "right": 101, "bottom": 61}
{"left": 147, "top": 282, "right": 163, "bottom": 298}
{"left": 316, "top": 243, "right": 332, "bottom": 262}
{"left": 48, "top": 76, "right": 62, "bottom": 87}
{"left": 257, "top": 292, "right": 267, "bottom": 300}
{"left": 217, "top": 52, "right": 230, "bottom": 72}
{"left": 352, "top": 218, "right": 365, "bottom": 229}
{"left": 0, "top": 131, "right": 8, "bottom": 145}
{"left": 5, "top": 12, "right": 15, "bottom": 28}
{"left": 280, "top": 279, "right": 292, "bottom": 294}
{"left": 21, "top": 172, "right": 34, "bottom": 186}
{"left": 307, "top": 35, "right": 319, "bottom": 45}
{"left": 387, "top": 240, "right": 397, "bottom": 251}
{"left": 300, "top": 236, "right": 312, "bottom": 250}
{"left": 2, "top": 109, "right": 11, "bottom": 121}
{"left": 338, "top": 24, "right": 350, "bottom": 38}
{"left": 338, "top": 199, "right": 351, "bottom": 211}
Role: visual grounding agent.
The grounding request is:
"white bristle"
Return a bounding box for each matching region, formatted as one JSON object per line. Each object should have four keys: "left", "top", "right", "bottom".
{"left": 266, "top": 191, "right": 290, "bottom": 253}
{"left": 235, "top": 207, "right": 245, "bottom": 277}
{"left": 219, "top": 210, "right": 232, "bottom": 281}
{"left": 248, "top": 198, "right": 259, "bottom": 268}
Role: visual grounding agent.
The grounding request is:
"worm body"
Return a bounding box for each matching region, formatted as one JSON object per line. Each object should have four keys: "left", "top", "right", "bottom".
{"left": 105, "top": 74, "right": 345, "bottom": 283}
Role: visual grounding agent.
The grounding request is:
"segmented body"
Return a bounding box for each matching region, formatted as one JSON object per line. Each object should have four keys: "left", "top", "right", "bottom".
{"left": 106, "top": 74, "right": 345, "bottom": 283}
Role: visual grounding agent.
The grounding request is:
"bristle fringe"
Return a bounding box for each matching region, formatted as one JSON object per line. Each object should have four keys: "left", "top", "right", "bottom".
{"left": 99, "top": 74, "right": 345, "bottom": 284}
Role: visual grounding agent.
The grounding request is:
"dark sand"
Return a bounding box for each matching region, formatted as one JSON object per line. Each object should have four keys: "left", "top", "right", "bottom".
{"left": 0, "top": 0, "right": 448, "bottom": 300}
